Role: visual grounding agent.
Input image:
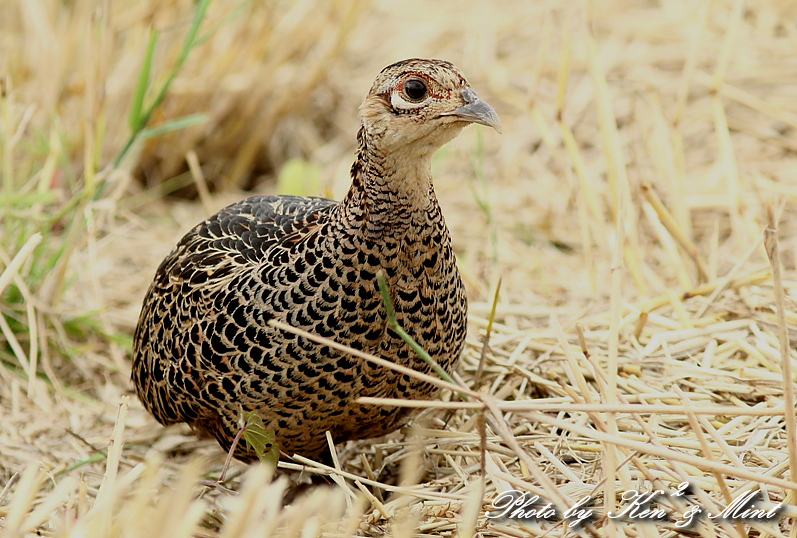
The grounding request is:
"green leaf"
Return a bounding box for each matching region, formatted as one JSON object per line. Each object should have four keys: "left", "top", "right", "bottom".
{"left": 137, "top": 114, "right": 207, "bottom": 140}
{"left": 240, "top": 411, "right": 279, "bottom": 467}
{"left": 276, "top": 158, "right": 322, "bottom": 197}
{"left": 129, "top": 28, "right": 158, "bottom": 132}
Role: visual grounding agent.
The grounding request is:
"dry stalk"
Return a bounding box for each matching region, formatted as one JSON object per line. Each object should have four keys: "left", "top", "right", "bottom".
{"left": 763, "top": 205, "right": 797, "bottom": 512}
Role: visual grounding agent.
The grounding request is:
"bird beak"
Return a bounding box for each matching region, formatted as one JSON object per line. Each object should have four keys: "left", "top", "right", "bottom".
{"left": 441, "top": 87, "right": 502, "bottom": 134}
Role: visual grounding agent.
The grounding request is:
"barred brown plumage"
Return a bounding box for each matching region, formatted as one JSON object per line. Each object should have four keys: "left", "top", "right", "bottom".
{"left": 132, "top": 58, "right": 501, "bottom": 461}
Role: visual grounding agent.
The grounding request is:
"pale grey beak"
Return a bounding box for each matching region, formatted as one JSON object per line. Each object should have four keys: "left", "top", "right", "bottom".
{"left": 441, "top": 87, "right": 502, "bottom": 133}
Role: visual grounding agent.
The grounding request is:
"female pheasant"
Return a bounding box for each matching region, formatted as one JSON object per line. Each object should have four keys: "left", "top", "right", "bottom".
{"left": 132, "top": 58, "right": 501, "bottom": 461}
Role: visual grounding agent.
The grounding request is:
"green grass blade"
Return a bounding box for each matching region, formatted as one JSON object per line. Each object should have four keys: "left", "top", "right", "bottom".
{"left": 112, "top": 0, "right": 211, "bottom": 169}
{"left": 57, "top": 453, "right": 107, "bottom": 477}
{"left": 475, "top": 277, "right": 502, "bottom": 383}
{"left": 375, "top": 270, "right": 456, "bottom": 385}
{"left": 128, "top": 28, "right": 158, "bottom": 132}
{"left": 137, "top": 114, "right": 207, "bottom": 140}
{"left": 176, "top": 0, "right": 211, "bottom": 69}
{"left": 142, "top": 0, "right": 211, "bottom": 129}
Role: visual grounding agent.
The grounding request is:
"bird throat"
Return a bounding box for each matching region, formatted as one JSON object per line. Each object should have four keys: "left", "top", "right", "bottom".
{"left": 342, "top": 126, "right": 439, "bottom": 237}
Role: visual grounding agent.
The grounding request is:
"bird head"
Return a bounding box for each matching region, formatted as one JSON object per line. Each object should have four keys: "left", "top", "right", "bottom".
{"left": 359, "top": 59, "right": 501, "bottom": 157}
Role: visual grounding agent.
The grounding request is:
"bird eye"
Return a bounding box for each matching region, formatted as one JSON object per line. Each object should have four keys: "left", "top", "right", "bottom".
{"left": 402, "top": 79, "right": 428, "bottom": 102}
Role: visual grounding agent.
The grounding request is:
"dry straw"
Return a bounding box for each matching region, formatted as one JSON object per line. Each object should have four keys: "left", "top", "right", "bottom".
{"left": 3, "top": 0, "right": 797, "bottom": 536}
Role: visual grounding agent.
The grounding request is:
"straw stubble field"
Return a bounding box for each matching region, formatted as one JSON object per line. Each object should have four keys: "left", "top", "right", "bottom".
{"left": 2, "top": 0, "right": 797, "bottom": 536}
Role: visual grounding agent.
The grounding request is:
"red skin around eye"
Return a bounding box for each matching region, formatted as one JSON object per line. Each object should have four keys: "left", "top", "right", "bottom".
{"left": 395, "top": 73, "right": 449, "bottom": 100}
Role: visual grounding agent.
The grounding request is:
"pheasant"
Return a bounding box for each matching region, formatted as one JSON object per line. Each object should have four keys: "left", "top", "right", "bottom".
{"left": 132, "top": 58, "right": 501, "bottom": 461}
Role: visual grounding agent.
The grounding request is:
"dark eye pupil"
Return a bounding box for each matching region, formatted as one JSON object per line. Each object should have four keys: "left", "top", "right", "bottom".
{"left": 404, "top": 79, "right": 427, "bottom": 101}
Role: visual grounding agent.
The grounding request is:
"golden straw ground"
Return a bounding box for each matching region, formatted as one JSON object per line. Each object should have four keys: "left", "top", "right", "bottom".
{"left": 3, "top": 0, "right": 797, "bottom": 536}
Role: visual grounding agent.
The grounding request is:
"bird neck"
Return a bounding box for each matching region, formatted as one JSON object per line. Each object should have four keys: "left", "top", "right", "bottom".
{"left": 341, "top": 126, "right": 439, "bottom": 234}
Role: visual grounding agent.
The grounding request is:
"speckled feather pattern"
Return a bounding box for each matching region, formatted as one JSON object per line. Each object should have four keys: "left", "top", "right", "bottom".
{"left": 132, "top": 59, "right": 483, "bottom": 461}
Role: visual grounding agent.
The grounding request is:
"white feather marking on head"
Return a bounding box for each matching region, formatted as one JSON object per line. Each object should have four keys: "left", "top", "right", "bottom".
{"left": 390, "top": 91, "right": 428, "bottom": 111}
